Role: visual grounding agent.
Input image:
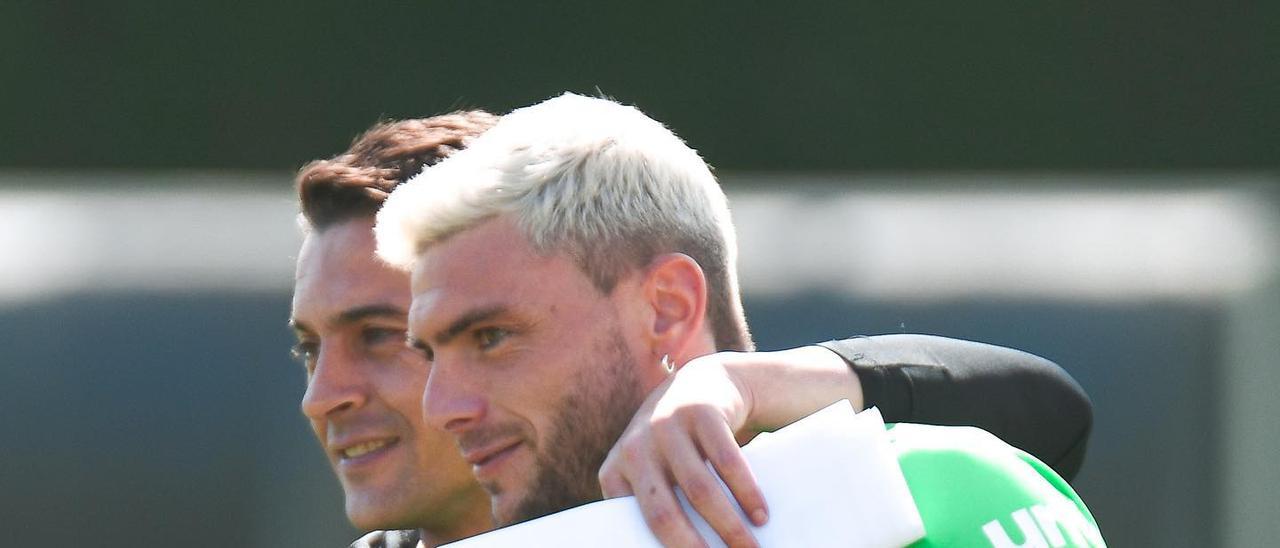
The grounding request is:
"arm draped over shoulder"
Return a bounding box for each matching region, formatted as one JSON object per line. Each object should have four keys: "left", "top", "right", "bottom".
{"left": 817, "top": 334, "right": 1092, "bottom": 481}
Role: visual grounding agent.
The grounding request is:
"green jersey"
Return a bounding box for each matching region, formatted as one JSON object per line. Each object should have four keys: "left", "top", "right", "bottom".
{"left": 890, "top": 423, "right": 1105, "bottom": 547}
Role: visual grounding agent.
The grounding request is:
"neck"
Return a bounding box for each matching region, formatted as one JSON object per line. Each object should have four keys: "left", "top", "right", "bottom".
{"left": 416, "top": 489, "right": 495, "bottom": 547}
{"left": 677, "top": 331, "right": 719, "bottom": 365}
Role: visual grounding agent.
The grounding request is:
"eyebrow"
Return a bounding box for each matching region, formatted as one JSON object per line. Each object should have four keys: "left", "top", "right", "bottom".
{"left": 288, "top": 304, "right": 407, "bottom": 334}
{"left": 432, "top": 305, "right": 509, "bottom": 346}
{"left": 336, "top": 304, "right": 407, "bottom": 326}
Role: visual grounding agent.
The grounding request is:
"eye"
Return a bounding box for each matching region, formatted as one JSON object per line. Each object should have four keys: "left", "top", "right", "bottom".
{"left": 290, "top": 340, "right": 319, "bottom": 371}
{"left": 409, "top": 337, "right": 434, "bottom": 362}
{"left": 361, "top": 326, "right": 404, "bottom": 347}
{"left": 476, "top": 327, "right": 510, "bottom": 351}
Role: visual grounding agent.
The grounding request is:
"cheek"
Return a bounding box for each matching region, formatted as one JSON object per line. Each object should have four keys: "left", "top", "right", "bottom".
{"left": 415, "top": 424, "right": 463, "bottom": 468}
{"left": 308, "top": 417, "right": 328, "bottom": 447}
{"left": 507, "top": 359, "right": 581, "bottom": 438}
{"left": 380, "top": 358, "right": 431, "bottom": 417}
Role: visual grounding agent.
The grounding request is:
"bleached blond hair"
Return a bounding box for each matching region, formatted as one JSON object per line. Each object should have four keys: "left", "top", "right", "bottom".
{"left": 375, "top": 93, "right": 752, "bottom": 351}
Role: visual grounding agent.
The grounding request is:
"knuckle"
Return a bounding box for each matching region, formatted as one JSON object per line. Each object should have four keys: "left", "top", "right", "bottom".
{"left": 712, "top": 447, "right": 744, "bottom": 469}
{"left": 682, "top": 477, "right": 717, "bottom": 504}
{"left": 598, "top": 451, "right": 617, "bottom": 469}
{"left": 646, "top": 507, "right": 676, "bottom": 530}
{"left": 620, "top": 443, "right": 646, "bottom": 465}
{"left": 717, "top": 525, "right": 749, "bottom": 548}
{"left": 727, "top": 531, "right": 757, "bottom": 548}
{"left": 651, "top": 413, "right": 682, "bottom": 432}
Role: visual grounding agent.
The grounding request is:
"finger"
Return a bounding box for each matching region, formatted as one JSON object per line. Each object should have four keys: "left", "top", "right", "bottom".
{"left": 657, "top": 425, "right": 760, "bottom": 548}
{"left": 625, "top": 449, "right": 709, "bottom": 548}
{"left": 598, "top": 456, "right": 634, "bottom": 499}
{"left": 693, "top": 413, "right": 769, "bottom": 527}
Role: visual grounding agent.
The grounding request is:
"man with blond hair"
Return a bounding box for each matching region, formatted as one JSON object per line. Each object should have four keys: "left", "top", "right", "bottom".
{"left": 375, "top": 94, "right": 1103, "bottom": 546}
{"left": 292, "top": 105, "right": 1091, "bottom": 547}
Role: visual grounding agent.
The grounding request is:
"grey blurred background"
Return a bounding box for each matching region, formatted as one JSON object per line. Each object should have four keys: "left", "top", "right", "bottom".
{"left": 1, "top": 3, "right": 1277, "bottom": 547}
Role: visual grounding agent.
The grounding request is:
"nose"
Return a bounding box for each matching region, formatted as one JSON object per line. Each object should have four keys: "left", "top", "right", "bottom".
{"left": 300, "top": 344, "right": 369, "bottom": 420}
{"left": 421, "top": 357, "right": 487, "bottom": 434}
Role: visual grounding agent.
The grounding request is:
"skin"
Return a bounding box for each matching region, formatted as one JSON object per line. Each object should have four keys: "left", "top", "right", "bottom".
{"left": 290, "top": 219, "right": 492, "bottom": 545}
{"left": 408, "top": 216, "right": 676, "bottom": 525}
{"left": 600, "top": 346, "right": 866, "bottom": 548}
{"left": 289, "top": 218, "right": 866, "bottom": 548}
{"left": 406, "top": 215, "right": 872, "bottom": 548}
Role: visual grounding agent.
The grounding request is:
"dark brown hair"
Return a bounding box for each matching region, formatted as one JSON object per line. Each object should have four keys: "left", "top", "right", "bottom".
{"left": 296, "top": 110, "right": 499, "bottom": 230}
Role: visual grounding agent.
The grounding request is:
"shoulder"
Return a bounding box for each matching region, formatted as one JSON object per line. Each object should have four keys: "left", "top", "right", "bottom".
{"left": 887, "top": 424, "right": 1105, "bottom": 547}
{"left": 348, "top": 529, "right": 422, "bottom": 548}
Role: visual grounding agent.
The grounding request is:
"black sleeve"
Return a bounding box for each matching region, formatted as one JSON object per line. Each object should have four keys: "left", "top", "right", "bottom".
{"left": 815, "top": 334, "right": 1092, "bottom": 482}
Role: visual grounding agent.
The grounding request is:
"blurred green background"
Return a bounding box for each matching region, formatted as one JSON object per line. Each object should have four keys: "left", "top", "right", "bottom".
{"left": 3, "top": 2, "right": 1274, "bottom": 172}
{"left": 1, "top": 2, "right": 1276, "bottom": 547}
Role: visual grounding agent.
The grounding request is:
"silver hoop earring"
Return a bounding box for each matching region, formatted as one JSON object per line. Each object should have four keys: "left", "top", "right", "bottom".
{"left": 661, "top": 354, "right": 674, "bottom": 373}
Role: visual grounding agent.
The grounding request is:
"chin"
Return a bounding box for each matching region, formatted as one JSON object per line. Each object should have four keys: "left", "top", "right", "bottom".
{"left": 489, "top": 499, "right": 515, "bottom": 526}
{"left": 490, "top": 492, "right": 531, "bottom": 527}
{"left": 495, "top": 493, "right": 573, "bottom": 527}
{"left": 346, "top": 492, "right": 411, "bottom": 531}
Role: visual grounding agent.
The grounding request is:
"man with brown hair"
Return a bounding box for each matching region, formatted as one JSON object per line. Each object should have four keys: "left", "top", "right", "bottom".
{"left": 290, "top": 111, "right": 501, "bottom": 548}
{"left": 289, "top": 109, "right": 1092, "bottom": 547}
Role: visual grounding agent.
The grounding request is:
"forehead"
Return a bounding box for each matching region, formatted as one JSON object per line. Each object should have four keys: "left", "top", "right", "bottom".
{"left": 292, "top": 219, "right": 409, "bottom": 326}
{"left": 407, "top": 217, "right": 601, "bottom": 331}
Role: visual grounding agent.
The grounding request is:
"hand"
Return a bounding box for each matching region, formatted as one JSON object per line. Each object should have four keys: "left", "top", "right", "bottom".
{"left": 598, "top": 352, "right": 768, "bottom": 548}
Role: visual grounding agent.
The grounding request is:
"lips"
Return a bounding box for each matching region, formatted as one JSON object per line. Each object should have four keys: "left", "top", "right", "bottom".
{"left": 461, "top": 439, "right": 523, "bottom": 479}
{"left": 341, "top": 439, "right": 390, "bottom": 459}
{"left": 333, "top": 436, "right": 400, "bottom": 462}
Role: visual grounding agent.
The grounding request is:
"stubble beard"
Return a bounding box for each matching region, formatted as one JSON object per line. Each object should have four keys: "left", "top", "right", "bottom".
{"left": 498, "top": 329, "right": 646, "bottom": 525}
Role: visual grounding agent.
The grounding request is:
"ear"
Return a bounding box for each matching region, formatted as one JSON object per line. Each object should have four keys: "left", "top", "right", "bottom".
{"left": 641, "top": 253, "right": 710, "bottom": 367}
